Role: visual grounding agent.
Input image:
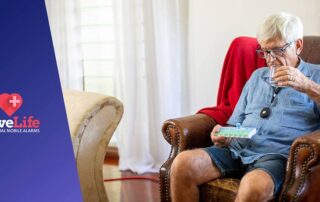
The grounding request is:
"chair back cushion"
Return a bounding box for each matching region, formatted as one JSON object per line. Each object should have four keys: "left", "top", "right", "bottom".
{"left": 301, "top": 36, "right": 320, "bottom": 64}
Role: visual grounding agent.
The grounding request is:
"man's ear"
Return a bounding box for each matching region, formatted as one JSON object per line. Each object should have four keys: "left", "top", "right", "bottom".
{"left": 296, "top": 38, "right": 303, "bottom": 55}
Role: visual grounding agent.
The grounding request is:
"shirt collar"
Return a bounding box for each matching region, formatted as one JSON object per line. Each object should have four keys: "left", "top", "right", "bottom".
{"left": 297, "top": 58, "right": 311, "bottom": 77}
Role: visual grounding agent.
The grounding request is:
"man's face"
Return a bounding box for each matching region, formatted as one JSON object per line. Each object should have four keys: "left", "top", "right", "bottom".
{"left": 259, "top": 38, "right": 302, "bottom": 68}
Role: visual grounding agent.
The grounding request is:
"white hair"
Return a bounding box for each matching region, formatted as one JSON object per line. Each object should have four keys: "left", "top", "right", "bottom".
{"left": 257, "top": 12, "right": 303, "bottom": 44}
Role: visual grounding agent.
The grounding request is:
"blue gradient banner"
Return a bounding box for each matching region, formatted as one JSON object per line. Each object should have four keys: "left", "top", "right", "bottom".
{"left": 0, "top": 0, "right": 82, "bottom": 201}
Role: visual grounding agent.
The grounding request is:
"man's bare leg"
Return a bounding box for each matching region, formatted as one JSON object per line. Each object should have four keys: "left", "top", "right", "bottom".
{"left": 170, "top": 149, "right": 221, "bottom": 202}
{"left": 235, "top": 169, "right": 274, "bottom": 202}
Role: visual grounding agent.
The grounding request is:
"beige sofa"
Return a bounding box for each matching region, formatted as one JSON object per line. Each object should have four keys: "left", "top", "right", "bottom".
{"left": 63, "top": 90, "right": 123, "bottom": 202}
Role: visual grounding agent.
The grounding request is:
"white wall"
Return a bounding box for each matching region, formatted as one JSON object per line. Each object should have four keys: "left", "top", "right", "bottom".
{"left": 188, "top": 0, "right": 320, "bottom": 114}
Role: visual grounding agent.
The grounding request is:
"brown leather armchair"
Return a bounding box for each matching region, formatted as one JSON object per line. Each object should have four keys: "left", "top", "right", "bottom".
{"left": 160, "top": 36, "right": 320, "bottom": 202}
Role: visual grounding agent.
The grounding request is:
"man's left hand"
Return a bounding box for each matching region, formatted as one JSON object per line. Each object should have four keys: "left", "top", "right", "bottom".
{"left": 274, "top": 66, "right": 310, "bottom": 92}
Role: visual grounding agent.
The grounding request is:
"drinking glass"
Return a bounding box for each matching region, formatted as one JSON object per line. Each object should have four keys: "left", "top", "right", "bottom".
{"left": 269, "top": 65, "right": 279, "bottom": 86}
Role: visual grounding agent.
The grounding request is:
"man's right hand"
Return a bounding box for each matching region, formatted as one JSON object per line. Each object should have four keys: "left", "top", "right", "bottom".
{"left": 210, "top": 124, "right": 231, "bottom": 147}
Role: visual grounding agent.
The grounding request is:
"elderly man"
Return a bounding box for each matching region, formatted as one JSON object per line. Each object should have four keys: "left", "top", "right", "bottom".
{"left": 170, "top": 13, "right": 320, "bottom": 202}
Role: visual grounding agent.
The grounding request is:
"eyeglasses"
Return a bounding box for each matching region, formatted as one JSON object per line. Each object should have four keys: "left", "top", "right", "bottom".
{"left": 256, "top": 41, "right": 295, "bottom": 59}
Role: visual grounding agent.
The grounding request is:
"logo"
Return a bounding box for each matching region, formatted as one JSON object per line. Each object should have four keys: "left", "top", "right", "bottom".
{"left": 0, "top": 93, "right": 23, "bottom": 116}
{"left": 0, "top": 93, "right": 41, "bottom": 134}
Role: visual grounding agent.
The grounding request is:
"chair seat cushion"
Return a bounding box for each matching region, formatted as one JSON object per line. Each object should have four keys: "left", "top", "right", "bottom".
{"left": 200, "top": 178, "right": 240, "bottom": 202}
{"left": 200, "top": 178, "right": 276, "bottom": 202}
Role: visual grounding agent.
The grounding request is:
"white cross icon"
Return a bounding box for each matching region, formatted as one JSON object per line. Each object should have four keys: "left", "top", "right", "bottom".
{"left": 9, "top": 96, "right": 21, "bottom": 107}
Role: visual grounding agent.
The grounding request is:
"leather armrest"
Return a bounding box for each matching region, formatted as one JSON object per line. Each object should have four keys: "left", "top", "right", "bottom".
{"left": 280, "top": 130, "right": 320, "bottom": 201}
{"left": 162, "top": 113, "right": 216, "bottom": 151}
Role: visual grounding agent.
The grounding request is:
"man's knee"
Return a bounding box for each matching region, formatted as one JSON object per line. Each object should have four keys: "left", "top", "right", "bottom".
{"left": 171, "top": 151, "right": 197, "bottom": 181}
{"left": 171, "top": 149, "right": 221, "bottom": 185}
{"left": 236, "top": 170, "right": 274, "bottom": 201}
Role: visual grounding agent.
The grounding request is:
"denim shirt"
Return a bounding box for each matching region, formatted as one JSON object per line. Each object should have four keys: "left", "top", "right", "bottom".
{"left": 227, "top": 59, "right": 320, "bottom": 164}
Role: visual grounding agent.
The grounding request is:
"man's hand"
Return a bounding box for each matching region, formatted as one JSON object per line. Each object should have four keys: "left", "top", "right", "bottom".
{"left": 274, "top": 65, "right": 320, "bottom": 104}
{"left": 274, "top": 66, "right": 310, "bottom": 92}
{"left": 210, "top": 124, "right": 231, "bottom": 147}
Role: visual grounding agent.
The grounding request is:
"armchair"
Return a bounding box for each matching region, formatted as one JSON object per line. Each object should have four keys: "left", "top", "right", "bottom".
{"left": 160, "top": 36, "right": 320, "bottom": 202}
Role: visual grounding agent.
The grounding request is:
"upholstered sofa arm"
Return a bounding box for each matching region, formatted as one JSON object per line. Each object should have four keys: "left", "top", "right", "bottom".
{"left": 63, "top": 90, "right": 123, "bottom": 202}
{"left": 280, "top": 130, "right": 320, "bottom": 202}
{"left": 160, "top": 113, "right": 216, "bottom": 202}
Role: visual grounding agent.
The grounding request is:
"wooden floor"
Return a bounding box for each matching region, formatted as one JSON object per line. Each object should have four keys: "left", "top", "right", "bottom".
{"left": 103, "top": 153, "right": 160, "bottom": 202}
